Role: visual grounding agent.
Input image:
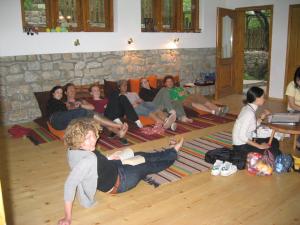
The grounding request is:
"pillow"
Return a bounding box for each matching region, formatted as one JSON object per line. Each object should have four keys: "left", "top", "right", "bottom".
{"left": 34, "top": 91, "right": 50, "bottom": 118}
{"left": 104, "top": 80, "right": 118, "bottom": 98}
{"left": 33, "top": 91, "right": 50, "bottom": 129}
{"left": 147, "top": 75, "right": 157, "bottom": 88}
{"left": 129, "top": 78, "right": 140, "bottom": 94}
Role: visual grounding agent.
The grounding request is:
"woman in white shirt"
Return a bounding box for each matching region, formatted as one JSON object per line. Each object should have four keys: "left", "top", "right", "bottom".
{"left": 232, "top": 86, "right": 281, "bottom": 157}
{"left": 285, "top": 66, "right": 300, "bottom": 112}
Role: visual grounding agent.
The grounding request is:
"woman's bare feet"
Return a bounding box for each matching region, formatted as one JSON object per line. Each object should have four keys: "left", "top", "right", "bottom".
{"left": 118, "top": 123, "right": 128, "bottom": 138}
{"left": 169, "top": 137, "right": 184, "bottom": 152}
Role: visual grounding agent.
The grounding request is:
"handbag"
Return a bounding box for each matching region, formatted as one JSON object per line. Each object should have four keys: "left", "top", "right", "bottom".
{"left": 261, "top": 149, "right": 275, "bottom": 169}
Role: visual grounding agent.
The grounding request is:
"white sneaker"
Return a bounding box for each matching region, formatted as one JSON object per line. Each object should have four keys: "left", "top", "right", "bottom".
{"left": 211, "top": 160, "right": 224, "bottom": 176}
{"left": 170, "top": 122, "right": 177, "bottom": 131}
{"left": 220, "top": 161, "right": 237, "bottom": 176}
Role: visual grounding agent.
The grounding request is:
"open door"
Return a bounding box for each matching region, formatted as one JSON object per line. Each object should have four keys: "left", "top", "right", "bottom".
{"left": 215, "top": 8, "right": 236, "bottom": 99}
{"left": 284, "top": 4, "right": 300, "bottom": 100}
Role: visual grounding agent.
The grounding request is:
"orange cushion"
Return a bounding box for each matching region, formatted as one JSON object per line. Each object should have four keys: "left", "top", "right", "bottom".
{"left": 129, "top": 78, "right": 140, "bottom": 94}
{"left": 47, "top": 121, "right": 65, "bottom": 139}
{"left": 147, "top": 75, "right": 158, "bottom": 88}
{"left": 139, "top": 116, "right": 155, "bottom": 126}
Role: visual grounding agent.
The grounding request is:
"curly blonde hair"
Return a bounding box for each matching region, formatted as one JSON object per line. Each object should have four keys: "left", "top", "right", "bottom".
{"left": 64, "top": 118, "right": 101, "bottom": 149}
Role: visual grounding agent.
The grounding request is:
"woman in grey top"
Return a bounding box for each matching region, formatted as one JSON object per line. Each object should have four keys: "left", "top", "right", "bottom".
{"left": 58, "top": 118, "right": 183, "bottom": 225}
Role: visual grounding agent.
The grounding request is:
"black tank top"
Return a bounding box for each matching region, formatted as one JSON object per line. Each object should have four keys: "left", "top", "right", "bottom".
{"left": 93, "top": 150, "right": 120, "bottom": 192}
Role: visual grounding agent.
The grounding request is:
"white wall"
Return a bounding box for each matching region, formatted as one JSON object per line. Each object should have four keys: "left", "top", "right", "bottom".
{"left": 0, "top": 0, "right": 225, "bottom": 57}
{"left": 225, "top": 0, "right": 300, "bottom": 99}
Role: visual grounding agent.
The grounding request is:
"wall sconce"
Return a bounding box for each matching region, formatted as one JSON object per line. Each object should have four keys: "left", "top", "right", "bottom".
{"left": 74, "top": 39, "right": 80, "bottom": 46}
{"left": 128, "top": 38, "right": 134, "bottom": 45}
{"left": 173, "top": 38, "right": 179, "bottom": 44}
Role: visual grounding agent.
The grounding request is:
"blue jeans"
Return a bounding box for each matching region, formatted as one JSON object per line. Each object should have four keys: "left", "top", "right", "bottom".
{"left": 134, "top": 102, "right": 157, "bottom": 116}
{"left": 50, "top": 108, "right": 94, "bottom": 130}
{"left": 116, "top": 148, "right": 177, "bottom": 193}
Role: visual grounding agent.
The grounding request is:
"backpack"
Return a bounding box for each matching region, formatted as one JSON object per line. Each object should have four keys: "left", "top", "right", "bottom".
{"left": 205, "top": 147, "right": 247, "bottom": 170}
{"left": 275, "top": 154, "right": 293, "bottom": 173}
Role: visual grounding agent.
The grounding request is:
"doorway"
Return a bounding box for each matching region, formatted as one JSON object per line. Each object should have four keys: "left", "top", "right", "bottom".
{"left": 243, "top": 8, "right": 272, "bottom": 94}
{"left": 215, "top": 5, "right": 273, "bottom": 99}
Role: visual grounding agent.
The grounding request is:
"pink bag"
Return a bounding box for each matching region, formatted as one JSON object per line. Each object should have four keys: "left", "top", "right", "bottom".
{"left": 247, "top": 152, "right": 263, "bottom": 175}
{"left": 247, "top": 151, "right": 274, "bottom": 176}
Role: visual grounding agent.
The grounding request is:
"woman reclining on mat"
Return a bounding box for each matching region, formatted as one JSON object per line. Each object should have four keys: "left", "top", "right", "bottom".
{"left": 46, "top": 85, "right": 128, "bottom": 139}
{"left": 285, "top": 66, "right": 300, "bottom": 113}
{"left": 232, "top": 86, "right": 282, "bottom": 158}
{"left": 118, "top": 80, "right": 177, "bottom": 130}
{"left": 57, "top": 118, "right": 183, "bottom": 225}
{"left": 64, "top": 83, "right": 95, "bottom": 111}
{"left": 151, "top": 76, "right": 229, "bottom": 123}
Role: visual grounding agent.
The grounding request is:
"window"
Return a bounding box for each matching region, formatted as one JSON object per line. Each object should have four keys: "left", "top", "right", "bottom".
{"left": 21, "top": 0, "right": 113, "bottom": 32}
{"left": 141, "top": 0, "right": 200, "bottom": 32}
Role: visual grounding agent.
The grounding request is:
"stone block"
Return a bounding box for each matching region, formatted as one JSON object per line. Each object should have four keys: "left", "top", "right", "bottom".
{"left": 27, "top": 55, "right": 37, "bottom": 61}
{"left": 8, "top": 110, "right": 29, "bottom": 122}
{"left": 75, "top": 61, "right": 85, "bottom": 70}
{"left": 6, "top": 74, "right": 24, "bottom": 84}
{"left": 9, "top": 64, "right": 22, "bottom": 74}
{"left": 63, "top": 53, "right": 72, "bottom": 60}
{"left": 87, "top": 62, "right": 102, "bottom": 69}
{"left": 27, "top": 61, "right": 41, "bottom": 70}
{"left": 41, "top": 54, "right": 52, "bottom": 60}
{"left": 59, "top": 63, "right": 74, "bottom": 70}
{"left": 25, "top": 71, "right": 40, "bottom": 83}
{"left": 1, "top": 56, "right": 15, "bottom": 62}
{"left": 42, "top": 71, "right": 61, "bottom": 80}
{"left": 42, "top": 62, "right": 53, "bottom": 71}
{"left": 15, "top": 55, "right": 28, "bottom": 61}
{"left": 52, "top": 54, "right": 62, "bottom": 61}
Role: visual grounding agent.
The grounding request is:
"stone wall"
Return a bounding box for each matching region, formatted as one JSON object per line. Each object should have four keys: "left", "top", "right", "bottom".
{"left": 244, "top": 50, "right": 269, "bottom": 79}
{"left": 0, "top": 48, "right": 216, "bottom": 125}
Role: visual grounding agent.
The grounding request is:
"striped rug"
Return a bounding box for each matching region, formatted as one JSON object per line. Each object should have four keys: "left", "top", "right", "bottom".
{"left": 144, "top": 131, "right": 232, "bottom": 187}
{"left": 27, "top": 113, "right": 235, "bottom": 149}
{"left": 27, "top": 127, "right": 59, "bottom": 145}
{"left": 98, "top": 119, "right": 214, "bottom": 151}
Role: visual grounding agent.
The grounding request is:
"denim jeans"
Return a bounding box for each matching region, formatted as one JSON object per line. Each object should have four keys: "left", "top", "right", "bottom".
{"left": 116, "top": 148, "right": 177, "bottom": 193}
{"left": 135, "top": 102, "right": 156, "bottom": 116}
{"left": 50, "top": 108, "right": 94, "bottom": 130}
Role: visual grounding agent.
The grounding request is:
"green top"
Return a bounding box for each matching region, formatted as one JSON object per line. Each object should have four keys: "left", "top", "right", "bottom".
{"left": 169, "top": 87, "right": 188, "bottom": 101}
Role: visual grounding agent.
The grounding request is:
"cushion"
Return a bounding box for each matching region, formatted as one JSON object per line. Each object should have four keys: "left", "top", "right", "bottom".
{"left": 47, "top": 121, "right": 65, "bottom": 139}
{"left": 34, "top": 91, "right": 50, "bottom": 118}
{"left": 139, "top": 115, "right": 155, "bottom": 126}
{"left": 129, "top": 78, "right": 140, "bottom": 94}
{"left": 34, "top": 91, "right": 50, "bottom": 129}
{"left": 104, "top": 80, "right": 118, "bottom": 98}
{"left": 147, "top": 75, "right": 158, "bottom": 88}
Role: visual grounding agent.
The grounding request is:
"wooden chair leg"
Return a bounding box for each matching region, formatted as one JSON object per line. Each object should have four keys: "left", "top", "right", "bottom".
{"left": 268, "top": 129, "right": 276, "bottom": 146}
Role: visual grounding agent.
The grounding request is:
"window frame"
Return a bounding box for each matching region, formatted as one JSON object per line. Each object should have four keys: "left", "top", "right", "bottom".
{"left": 20, "top": 0, "right": 114, "bottom": 32}
{"left": 141, "top": 0, "right": 200, "bottom": 33}
{"left": 21, "top": 0, "right": 51, "bottom": 32}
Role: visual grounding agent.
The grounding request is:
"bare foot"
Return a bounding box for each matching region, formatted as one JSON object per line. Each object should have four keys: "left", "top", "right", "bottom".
{"left": 118, "top": 123, "right": 128, "bottom": 138}
{"left": 174, "top": 137, "right": 184, "bottom": 152}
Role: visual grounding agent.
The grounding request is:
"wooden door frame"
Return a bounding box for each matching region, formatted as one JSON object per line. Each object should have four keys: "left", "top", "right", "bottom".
{"left": 284, "top": 4, "right": 300, "bottom": 102}
{"left": 234, "top": 5, "right": 273, "bottom": 98}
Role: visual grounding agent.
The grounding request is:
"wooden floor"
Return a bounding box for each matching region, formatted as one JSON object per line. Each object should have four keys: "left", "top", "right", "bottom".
{"left": 1, "top": 95, "right": 300, "bottom": 225}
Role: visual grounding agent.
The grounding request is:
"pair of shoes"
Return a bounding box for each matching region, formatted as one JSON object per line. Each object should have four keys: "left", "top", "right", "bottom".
{"left": 170, "top": 122, "right": 177, "bottom": 131}
{"left": 163, "top": 113, "right": 176, "bottom": 129}
{"left": 119, "top": 137, "right": 129, "bottom": 145}
{"left": 211, "top": 160, "right": 237, "bottom": 176}
{"left": 215, "top": 106, "right": 229, "bottom": 116}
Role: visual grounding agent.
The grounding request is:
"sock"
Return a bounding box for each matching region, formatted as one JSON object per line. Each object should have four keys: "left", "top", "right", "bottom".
{"left": 113, "top": 118, "right": 122, "bottom": 124}
{"left": 135, "top": 120, "right": 143, "bottom": 128}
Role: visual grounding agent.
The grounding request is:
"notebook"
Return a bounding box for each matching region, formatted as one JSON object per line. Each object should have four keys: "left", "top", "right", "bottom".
{"left": 267, "top": 113, "right": 300, "bottom": 125}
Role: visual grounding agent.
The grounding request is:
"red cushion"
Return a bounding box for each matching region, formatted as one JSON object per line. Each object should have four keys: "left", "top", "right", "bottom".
{"left": 129, "top": 78, "right": 140, "bottom": 94}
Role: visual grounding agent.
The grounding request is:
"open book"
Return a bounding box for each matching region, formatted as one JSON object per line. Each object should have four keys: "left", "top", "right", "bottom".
{"left": 267, "top": 113, "right": 300, "bottom": 125}
{"left": 107, "top": 148, "right": 145, "bottom": 166}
